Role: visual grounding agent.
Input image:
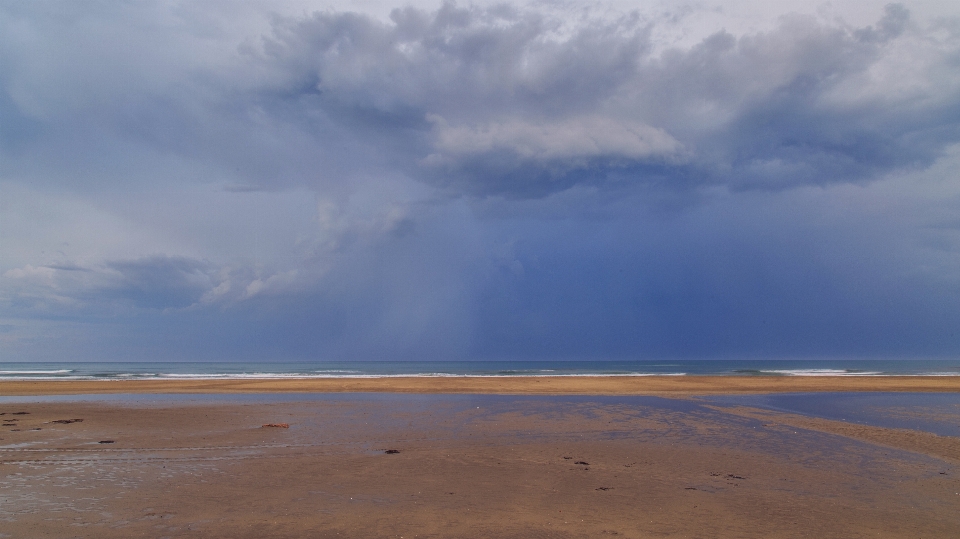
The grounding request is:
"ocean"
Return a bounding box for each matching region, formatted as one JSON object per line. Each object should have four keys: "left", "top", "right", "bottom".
{"left": 1, "top": 359, "right": 959, "bottom": 380}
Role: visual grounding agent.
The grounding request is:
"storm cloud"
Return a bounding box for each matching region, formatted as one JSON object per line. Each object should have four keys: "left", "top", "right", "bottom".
{"left": 2, "top": 1, "right": 959, "bottom": 361}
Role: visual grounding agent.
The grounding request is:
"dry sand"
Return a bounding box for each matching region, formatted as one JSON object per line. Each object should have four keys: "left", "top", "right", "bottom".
{"left": 2, "top": 374, "right": 960, "bottom": 395}
{"left": 2, "top": 388, "right": 959, "bottom": 538}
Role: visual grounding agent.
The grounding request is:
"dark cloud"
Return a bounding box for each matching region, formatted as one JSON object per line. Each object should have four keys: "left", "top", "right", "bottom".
{"left": 102, "top": 257, "right": 215, "bottom": 310}
{"left": 241, "top": 2, "right": 960, "bottom": 197}
{"left": 0, "top": 257, "right": 218, "bottom": 315}
{"left": 472, "top": 194, "right": 960, "bottom": 359}
{"left": 3, "top": 2, "right": 957, "bottom": 197}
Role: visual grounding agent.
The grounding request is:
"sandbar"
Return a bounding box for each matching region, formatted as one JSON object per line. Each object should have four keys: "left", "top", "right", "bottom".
{"left": 3, "top": 374, "right": 960, "bottom": 395}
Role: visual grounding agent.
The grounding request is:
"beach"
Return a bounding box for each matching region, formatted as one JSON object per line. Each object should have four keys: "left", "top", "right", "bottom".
{"left": 2, "top": 378, "right": 960, "bottom": 538}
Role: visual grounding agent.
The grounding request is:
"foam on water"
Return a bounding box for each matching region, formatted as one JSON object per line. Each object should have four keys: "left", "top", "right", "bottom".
{"left": 757, "top": 369, "right": 884, "bottom": 376}
{"left": 0, "top": 360, "right": 957, "bottom": 380}
{"left": 0, "top": 370, "right": 73, "bottom": 375}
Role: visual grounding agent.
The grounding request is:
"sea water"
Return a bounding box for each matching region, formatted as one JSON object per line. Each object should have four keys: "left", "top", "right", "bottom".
{"left": 0, "top": 359, "right": 959, "bottom": 380}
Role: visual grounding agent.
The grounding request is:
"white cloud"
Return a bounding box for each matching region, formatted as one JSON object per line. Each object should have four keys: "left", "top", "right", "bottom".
{"left": 3, "top": 265, "right": 56, "bottom": 280}
{"left": 425, "top": 114, "right": 683, "bottom": 162}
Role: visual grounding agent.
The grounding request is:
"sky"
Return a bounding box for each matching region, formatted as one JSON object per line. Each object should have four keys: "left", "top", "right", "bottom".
{"left": 2, "top": 0, "right": 960, "bottom": 362}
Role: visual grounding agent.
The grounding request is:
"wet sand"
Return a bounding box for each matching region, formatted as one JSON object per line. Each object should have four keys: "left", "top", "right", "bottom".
{"left": 2, "top": 393, "right": 959, "bottom": 538}
{"left": 2, "top": 374, "right": 960, "bottom": 395}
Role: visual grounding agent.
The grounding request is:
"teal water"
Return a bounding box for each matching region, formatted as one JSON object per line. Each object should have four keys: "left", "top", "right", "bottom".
{"left": 1, "top": 359, "right": 958, "bottom": 380}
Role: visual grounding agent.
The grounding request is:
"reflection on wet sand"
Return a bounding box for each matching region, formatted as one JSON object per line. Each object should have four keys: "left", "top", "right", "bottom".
{"left": 2, "top": 394, "right": 959, "bottom": 538}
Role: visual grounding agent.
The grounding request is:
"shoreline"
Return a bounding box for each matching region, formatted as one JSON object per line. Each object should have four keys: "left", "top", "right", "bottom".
{"left": 2, "top": 374, "right": 960, "bottom": 395}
